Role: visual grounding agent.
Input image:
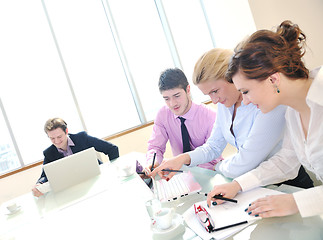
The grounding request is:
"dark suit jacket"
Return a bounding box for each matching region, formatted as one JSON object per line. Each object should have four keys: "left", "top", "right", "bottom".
{"left": 37, "top": 131, "right": 119, "bottom": 183}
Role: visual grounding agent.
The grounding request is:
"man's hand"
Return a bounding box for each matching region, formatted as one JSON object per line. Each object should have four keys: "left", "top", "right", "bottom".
{"left": 32, "top": 184, "right": 44, "bottom": 197}
{"left": 141, "top": 162, "right": 159, "bottom": 179}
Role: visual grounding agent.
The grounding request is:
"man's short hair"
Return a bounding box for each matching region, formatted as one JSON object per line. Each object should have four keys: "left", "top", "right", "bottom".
{"left": 44, "top": 118, "right": 67, "bottom": 134}
{"left": 158, "top": 68, "right": 189, "bottom": 93}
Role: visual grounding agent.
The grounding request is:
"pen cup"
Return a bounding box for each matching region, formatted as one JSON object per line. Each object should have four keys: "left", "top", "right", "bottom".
{"left": 145, "top": 198, "right": 161, "bottom": 220}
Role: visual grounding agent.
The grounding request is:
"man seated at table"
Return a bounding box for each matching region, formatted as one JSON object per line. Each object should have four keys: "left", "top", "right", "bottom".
{"left": 142, "top": 68, "right": 223, "bottom": 174}
{"left": 32, "top": 117, "right": 119, "bottom": 197}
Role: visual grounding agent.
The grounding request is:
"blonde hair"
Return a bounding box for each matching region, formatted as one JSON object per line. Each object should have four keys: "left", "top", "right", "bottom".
{"left": 193, "top": 48, "right": 233, "bottom": 85}
{"left": 44, "top": 118, "right": 67, "bottom": 134}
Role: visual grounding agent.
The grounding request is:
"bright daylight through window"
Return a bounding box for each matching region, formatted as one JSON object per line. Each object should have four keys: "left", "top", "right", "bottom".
{"left": 0, "top": 0, "right": 256, "bottom": 175}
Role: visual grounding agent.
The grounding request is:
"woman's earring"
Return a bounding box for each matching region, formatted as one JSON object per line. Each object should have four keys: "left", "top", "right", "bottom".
{"left": 275, "top": 85, "right": 280, "bottom": 93}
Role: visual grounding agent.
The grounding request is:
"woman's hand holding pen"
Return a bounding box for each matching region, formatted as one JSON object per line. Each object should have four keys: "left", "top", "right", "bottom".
{"left": 149, "top": 153, "right": 191, "bottom": 180}
{"left": 207, "top": 181, "right": 241, "bottom": 208}
{"left": 245, "top": 194, "right": 299, "bottom": 218}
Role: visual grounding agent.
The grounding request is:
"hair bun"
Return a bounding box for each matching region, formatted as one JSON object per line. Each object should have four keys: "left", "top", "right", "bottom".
{"left": 277, "top": 20, "right": 306, "bottom": 44}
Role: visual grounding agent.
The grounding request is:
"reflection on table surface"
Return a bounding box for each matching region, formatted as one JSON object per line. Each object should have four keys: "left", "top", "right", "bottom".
{"left": 1, "top": 152, "right": 322, "bottom": 240}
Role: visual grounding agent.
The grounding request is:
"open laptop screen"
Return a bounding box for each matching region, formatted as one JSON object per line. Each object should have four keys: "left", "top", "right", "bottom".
{"left": 43, "top": 147, "right": 101, "bottom": 193}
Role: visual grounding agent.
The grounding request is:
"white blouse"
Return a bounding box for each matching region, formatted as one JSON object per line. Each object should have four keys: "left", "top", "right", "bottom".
{"left": 235, "top": 66, "right": 323, "bottom": 217}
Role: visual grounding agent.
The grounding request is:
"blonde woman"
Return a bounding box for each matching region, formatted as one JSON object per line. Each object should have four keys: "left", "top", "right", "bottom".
{"left": 151, "top": 48, "right": 312, "bottom": 189}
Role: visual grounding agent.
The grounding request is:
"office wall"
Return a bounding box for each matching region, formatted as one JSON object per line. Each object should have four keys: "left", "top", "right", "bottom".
{"left": 249, "top": 0, "right": 323, "bottom": 70}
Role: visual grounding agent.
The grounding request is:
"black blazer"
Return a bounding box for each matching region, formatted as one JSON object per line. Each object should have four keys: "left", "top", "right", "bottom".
{"left": 37, "top": 131, "right": 119, "bottom": 183}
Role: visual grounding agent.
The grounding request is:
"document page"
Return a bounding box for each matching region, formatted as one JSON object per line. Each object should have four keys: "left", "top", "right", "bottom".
{"left": 183, "top": 187, "right": 283, "bottom": 240}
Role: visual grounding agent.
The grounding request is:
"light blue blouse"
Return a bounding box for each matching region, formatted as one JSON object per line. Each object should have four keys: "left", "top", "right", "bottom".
{"left": 188, "top": 102, "right": 286, "bottom": 178}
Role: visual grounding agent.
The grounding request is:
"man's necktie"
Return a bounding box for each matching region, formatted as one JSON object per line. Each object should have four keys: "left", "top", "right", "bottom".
{"left": 179, "top": 117, "right": 191, "bottom": 153}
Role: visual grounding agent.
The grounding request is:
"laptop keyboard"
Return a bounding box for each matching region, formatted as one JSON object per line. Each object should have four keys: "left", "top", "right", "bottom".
{"left": 155, "top": 173, "right": 190, "bottom": 201}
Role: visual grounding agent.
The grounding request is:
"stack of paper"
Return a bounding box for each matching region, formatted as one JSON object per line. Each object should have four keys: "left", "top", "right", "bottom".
{"left": 183, "top": 187, "right": 283, "bottom": 240}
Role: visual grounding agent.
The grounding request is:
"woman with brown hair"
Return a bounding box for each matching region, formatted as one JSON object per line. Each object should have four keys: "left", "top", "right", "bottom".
{"left": 151, "top": 47, "right": 312, "bottom": 188}
{"left": 207, "top": 20, "right": 323, "bottom": 218}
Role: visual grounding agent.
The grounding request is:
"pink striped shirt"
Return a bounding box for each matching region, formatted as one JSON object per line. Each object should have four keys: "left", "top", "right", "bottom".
{"left": 146, "top": 102, "right": 223, "bottom": 170}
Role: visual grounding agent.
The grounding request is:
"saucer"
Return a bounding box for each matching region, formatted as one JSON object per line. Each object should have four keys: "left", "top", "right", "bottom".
{"left": 121, "top": 171, "right": 135, "bottom": 177}
{"left": 151, "top": 213, "right": 183, "bottom": 235}
{"left": 117, "top": 166, "right": 136, "bottom": 177}
{"left": 5, "top": 206, "right": 21, "bottom": 215}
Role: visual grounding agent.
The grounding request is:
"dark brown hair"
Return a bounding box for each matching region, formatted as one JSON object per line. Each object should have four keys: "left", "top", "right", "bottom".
{"left": 226, "top": 20, "right": 309, "bottom": 82}
{"left": 158, "top": 68, "right": 189, "bottom": 93}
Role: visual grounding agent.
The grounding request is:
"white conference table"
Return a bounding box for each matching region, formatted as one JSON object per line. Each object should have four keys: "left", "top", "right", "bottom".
{"left": 164, "top": 166, "right": 323, "bottom": 240}
{"left": 1, "top": 152, "right": 322, "bottom": 240}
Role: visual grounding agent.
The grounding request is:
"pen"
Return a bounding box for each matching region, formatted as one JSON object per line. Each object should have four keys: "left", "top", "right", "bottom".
{"left": 137, "top": 152, "right": 183, "bottom": 175}
{"left": 137, "top": 169, "right": 184, "bottom": 175}
{"left": 211, "top": 220, "right": 247, "bottom": 232}
{"left": 213, "top": 194, "right": 238, "bottom": 203}
{"left": 148, "top": 153, "right": 156, "bottom": 189}
{"left": 151, "top": 152, "right": 156, "bottom": 172}
{"left": 198, "top": 192, "right": 238, "bottom": 203}
{"left": 211, "top": 217, "right": 261, "bottom": 232}
{"left": 161, "top": 169, "right": 184, "bottom": 173}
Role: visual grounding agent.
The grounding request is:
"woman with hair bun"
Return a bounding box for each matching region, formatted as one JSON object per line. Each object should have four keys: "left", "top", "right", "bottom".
{"left": 206, "top": 20, "right": 323, "bottom": 218}
{"left": 152, "top": 48, "right": 312, "bottom": 188}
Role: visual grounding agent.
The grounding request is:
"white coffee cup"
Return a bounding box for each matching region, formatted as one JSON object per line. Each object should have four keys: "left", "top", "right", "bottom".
{"left": 145, "top": 198, "right": 161, "bottom": 219}
{"left": 123, "top": 164, "right": 135, "bottom": 176}
{"left": 118, "top": 161, "right": 135, "bottom": 176}
{"left": 154, "top": 208, "right": 174, "bottom": 230}
{"left": 6, "top": 202, "right": 18, "bottom": 213}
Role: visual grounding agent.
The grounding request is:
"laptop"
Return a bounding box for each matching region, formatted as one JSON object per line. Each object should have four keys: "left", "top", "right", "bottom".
{"left": 43, "top": 147, "right": 101, "bottom": 193}
{"left": 151, "top": 171, "right": 201, "bottom": 202}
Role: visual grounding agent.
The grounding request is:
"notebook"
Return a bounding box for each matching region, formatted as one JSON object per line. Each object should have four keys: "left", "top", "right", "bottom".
{"left": 183, "top": 187, "right": 283, "bottom": 240}
{"left": 43, "top": 147, "right": 101, "bottom": 193}
{"left": 151, "top": 171, "right": 201, "bottom": 202}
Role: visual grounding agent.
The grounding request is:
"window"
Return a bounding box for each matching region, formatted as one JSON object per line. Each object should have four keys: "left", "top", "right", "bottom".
{"left": 0, "top": 101, "right": 20, "bottom": 175}
{"left": 0, "top": 0, "right": 84, "bottom": 166}
{"left": 44, "top": 0, "right": 141, "bottom": 138}
{"left": 161, "top": 0, "right": 214, "bottom": 103}
{"left": 106, "top": 0, "right": 175, "bottom": 121}
{"left": 0, "top": 0, "right": 256, "bottom": 174}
